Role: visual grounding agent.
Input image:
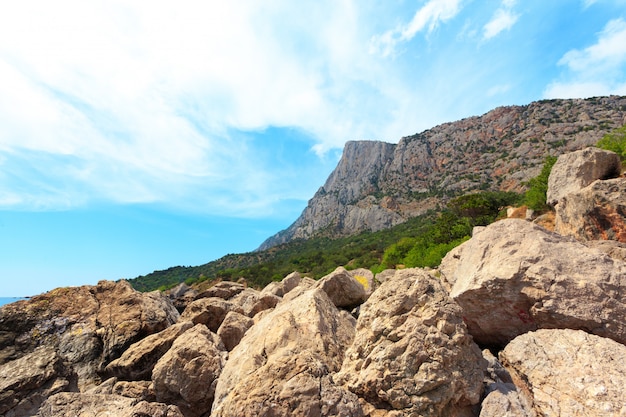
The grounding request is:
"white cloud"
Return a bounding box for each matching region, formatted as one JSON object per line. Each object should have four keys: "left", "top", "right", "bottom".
{"left": 370, "top": 0, "right": 463, "bottom": 57}
{"left": 545, "top": 18, "right": 626, "bottom": 98}
{"left": 483, "top": 1, "right": 519, "bottom": 40}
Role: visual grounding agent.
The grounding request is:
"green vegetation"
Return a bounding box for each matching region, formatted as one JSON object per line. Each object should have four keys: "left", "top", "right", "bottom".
{"left": 597, "top": 124, "right": 626, "bottom": 162}
{"left": 522, "top": 155, "right": 557, "bottom": 211}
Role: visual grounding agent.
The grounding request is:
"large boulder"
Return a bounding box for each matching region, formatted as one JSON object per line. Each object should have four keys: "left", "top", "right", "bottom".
{"left": 104, "top": 321, "right": 194, "bottom": 381}
{"left": 230, "top": 288, "right": 281, "bottom": 318}
{"left": 445, "top": 219, "right": 626, "bottom": 347}
{"left": 260, "top": 271, "right": 302, "bottom": 297}
{"left": 179, "top": 297, "right": 243, "bottom": 332}
{"left": 500, "top": 329, "right": 626, "bottom": 416}
{"left": 216, "top": 311, "right": 254, "bottom": 351}
{"left": 555, "top": 177, "right": 626, "bottom": 242}
{"left": 194, "top": 281, "right": 245, "bottom": 300}
{"left": 315, "top": 266, "right": 367, "bottom": 308}
{"left": 336, "top": 269, "right": 485, "bottom": 417}
{"left": 211, "top": 288, "right": 361, "bottom": 417}
{"left": 152, "top": 324, "right": 226, "bottom": 417}
{"left": 546, "top": 147, "right": 621, "bottom": 206}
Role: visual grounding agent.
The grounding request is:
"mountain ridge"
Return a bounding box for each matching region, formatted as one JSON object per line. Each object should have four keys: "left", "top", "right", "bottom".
{"left": 259, "top": 96, "right": 626, "bottom": 250}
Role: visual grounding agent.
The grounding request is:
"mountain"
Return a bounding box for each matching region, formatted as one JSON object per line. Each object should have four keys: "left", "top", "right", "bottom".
{"left": 259, "top": 96, "right": 626, "bottom": 250}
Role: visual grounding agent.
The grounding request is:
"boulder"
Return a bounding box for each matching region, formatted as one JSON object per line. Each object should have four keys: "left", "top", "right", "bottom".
{"left": 555, "top": 177, "right": 626, "bottom": 242}
{"left": 87, "top": 377, "right": 156, "bottom": 402}
{"left": 36, "top": 392, "right": 184, "bottom": 417}
{"left": 216, "top": 311, "right": 254, "bottom": 351}
{"left": 166, "top": 283, "right": 198, "bottom": 313}
{"left": 211, "top": 288, "right": 361, "bottom": 417}
{"left": 194, "top": 281, "right": 245, "bottom": 300}
{"left": 348, "top": 268, "right": 375, "bottom": 296}
{"left": 0, "top": 346, "right": 71, "bottom": 417}
{"left": 260, "top": 271, "right": 302, "bottom": 297}
{"left": 447, "top": 219, "right": 626, "bottom": 347}
{"left": 546, "top": 147, "right": 621, "bottom": 206}
{"left": 585, "top": 239, "right": 626, "bottom": 262}
{"left": 282, "top": 277, "right": 317, "bottom": 302}
{"left": 179, "top": 297, "right": 243, "bottom": 332}
{"left": 104, "top": 321, "right": 193, "bottom": 381}
{"left": 336, "top": 268, "right": 485, "bottom": 417}
{"left": 230, "top": 288, "right": 281, "bottom": 318}
{"left": 500, "top": 329, "right": 626, "bottom": 416}
{"left": 152, "top": 324, "right": 226, "bottom": 417}
{"left": 315, "top": 266, "right": 367, "bottom": 308}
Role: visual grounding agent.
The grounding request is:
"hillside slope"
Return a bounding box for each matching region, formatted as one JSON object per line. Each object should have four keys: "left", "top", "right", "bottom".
{"left": 259, "top": 96, "right": 626, "bottom": 250}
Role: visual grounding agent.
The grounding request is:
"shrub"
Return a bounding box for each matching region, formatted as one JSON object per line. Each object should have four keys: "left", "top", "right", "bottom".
{"left": 523, "top": 156, "right": 557, "bottom": 211}
{"left": 597, "top": 125, "right": 626, "bottom": 161}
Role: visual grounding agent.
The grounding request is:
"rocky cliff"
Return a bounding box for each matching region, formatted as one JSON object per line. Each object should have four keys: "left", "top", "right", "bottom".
{"left": 260, "top": 96, "right": 626, "bottom": 250}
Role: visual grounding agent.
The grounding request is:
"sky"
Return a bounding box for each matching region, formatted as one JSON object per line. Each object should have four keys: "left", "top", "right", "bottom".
{"left": 1, "top": 0, "right": 626, "bottom": 296}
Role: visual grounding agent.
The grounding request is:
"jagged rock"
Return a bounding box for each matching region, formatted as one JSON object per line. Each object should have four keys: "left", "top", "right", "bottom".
{"left": 179, "top": 297, "right": 243, "bottom": 332}
{"left": 260, "top": 271, "right": 302, "bottom": 297}
{"left": 230, "top": 288, "right": 281, "bottom": 318}
{"left": 547, "top": 147, "right": 621, "bottom": 206}
{"left": 152, "top": 324, "right": 226, "bottom": 417}
{"left": 348, "top": 268, "right": 375, "bottom": 296}
{"left": 36, "top": 392, "right": 184, "bottom": 417}
{"left": 282, "top": 276, "right": 317, "bottom": 302}
{"left": 216, "top": 311, "right": 254, "bottom": 352}
{"left": 261, "top": 97, "right": 626, "bottom": 249}
{"left": 336, "top": 269, "right": 485, "bottom": 416}
{"left": 555, "top": 177, "right": 626, "bottom": 242}
{"left": 585, "top": 239, "right": 626, "bottom": 262}
{"left": 374, "top": 268, "right": 396, "bottom": 284}
{"left": 0, "top": 280, "right": 178, "bottom": 396}
{"left": 0, "top": 346, "right": 71, "bottom": 417}
{"left": 211, "top": 288, "right": 361, "bottom": 417}
{"left": 446, "top": 219, "right": 626, "bottom": 347}
{"left": 87, "top": 377, "right": 156, "bottom": 402}
{"left": 315, "top": 266, "right": 367, "bottom": 308}
{"left": 500, "top": 329, "right": 626, "bottom": 416}
{"left": 194, "top": 281, "right": 245, "bottom": 300}
{"left": 104, "top": 321, "right": 194, "bottom": 381}
{"left": 166, "top": 283, "right": 197, "bottom": 313}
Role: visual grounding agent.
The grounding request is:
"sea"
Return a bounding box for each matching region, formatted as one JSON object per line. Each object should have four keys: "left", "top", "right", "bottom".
{"left": 0, "top": 297, "right": 28, "bottom": 308}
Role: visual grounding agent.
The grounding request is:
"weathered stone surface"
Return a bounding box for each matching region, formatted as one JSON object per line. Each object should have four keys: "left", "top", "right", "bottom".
{"left": 194, "top": 281, "right": 245, "bottom": 300}
{"left": 374, "top": 269, "right": 396, "bottom": 284}
{"left": 36, "top": 392, "right": 184, "bottom": 417}
{"left": 315, "top": 266, "right": 367, "bottom": 308}
{"left": 87, "top": 377, "right": 156, "bottom": 402}
{"left": 212, "top": 288, "right": 361, "bottom": 417}
{"left": 152, "top": 324, "right": 226, "bottom": 417}
{"left": 547, "top": 146, "right": 621, "bottom": 206}
{"left": 216, "top": 311, "right": 254, "bottom": 351}
{"left": 336, "top": 269, "right": 485, "bottom": 417}
{"left": 260, "top": 271, "right": 302, "bottom": 297}
{"left": 500, "top": 329, "right": 626, "bottom": 416}
{"left": 166, "top": 283, "right": 197, "bottom": 313}
{"left": 0, "top": 346, "right": 71, "bottom": 417}
{"left": 448, "top": 219, "right": 626, "bottom": 347}
{"left": 104, "top": 321, "right": 194, "bottom": 381}
{"left": 282, "top": 276, "right": 317, "bottom": 302}
{"left": 179, "top": 297, "right": 243, "bottom": 332}
{"left": 555, "top": 177, "right": 626, "bottom": 242}
{"left": 348, "top": 268, "right": 375, "bottom": 296}
{"left": 230, "top": 288, "right": 281, "bottom": 317}
{"left": 585, "top": 239, "right": 626, "bottom": 262}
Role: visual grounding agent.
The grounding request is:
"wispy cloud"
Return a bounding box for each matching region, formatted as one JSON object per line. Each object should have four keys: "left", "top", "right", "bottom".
{"left": 545, "top": 18, "right": 626, "bottom": 98}
{"left": 370, "top": 0, "right": 463, "bottom": 57}
{"left": 483, "top": 0, "right": 519, "bottom": 40}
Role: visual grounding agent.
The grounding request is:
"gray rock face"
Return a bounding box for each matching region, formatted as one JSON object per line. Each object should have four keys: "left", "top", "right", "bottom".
{"left": 547, "top": 147, "right": 621, "bottom": 206}
{"left": 152, "top": 324, "right": 226, "bottom": 417}
{"left": 500, "top": 329, "right": 626, "bottom": 417}
{"left": 445, "top": 218, "right": 626, "bottom": 347}
{"left": 336, "top": 269, "right": 485, "bottom": 417}
{"left": 260, "top": 97, "right": 626, "bottom": 249}
{"left": 211, "top": 288, "right": 360, "bottom": 417}
{"left": 555, "top": 177, "right": 626, "bottom": 242}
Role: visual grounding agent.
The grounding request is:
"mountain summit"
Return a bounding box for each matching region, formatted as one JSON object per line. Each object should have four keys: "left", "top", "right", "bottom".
{"left": 259, "top": 96, "right": 626, "bottom": 250}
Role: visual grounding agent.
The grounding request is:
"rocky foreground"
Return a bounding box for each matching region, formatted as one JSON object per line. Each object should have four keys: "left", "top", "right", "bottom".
{"left": 2, "top": 147, "right": 626, "bottom": 416}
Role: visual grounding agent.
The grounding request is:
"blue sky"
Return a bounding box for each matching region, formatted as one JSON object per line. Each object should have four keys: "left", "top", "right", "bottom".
{"left": 1, "top": 0, "right": 626, "bottom": 296}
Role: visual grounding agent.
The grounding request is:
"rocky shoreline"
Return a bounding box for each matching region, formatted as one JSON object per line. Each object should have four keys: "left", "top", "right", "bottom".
{"left": 2, "top": 147, "right": 626, "bottom": 416}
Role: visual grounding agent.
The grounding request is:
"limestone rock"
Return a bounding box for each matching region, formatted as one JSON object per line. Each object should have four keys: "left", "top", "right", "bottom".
{"left": 348, "top": 268, "right": 375, "bottom": 296}
{"left": 194, "top": 281, "right": 245, "bottom": 300}
{"left": 547, "top": 147, "right": 621, "bottom": 206}
{"left": 448, "top": 219, "right": 626, "bottom": 347}
{"left": 585, "top": 239, "right": 626, "bottom": 262}
{"left": 0, "top": 346, "right": 70, "bottom": 417}
{"left": 179, "top": 297, "right": 243, "bottom": 332}
{"left": 230, "top": 288, "right": 281, "bottom": 317}
{"left": 282, "top": 276, "right": 317, "bottom": 302}
{"left": 211, "top": 288, "right": 361, "bottom": 417}
{"left": 555, "top": 177, "right": 626, "bottom": 242}
{"left": 260, "top": 271, "right": 302, "bottom": 297}
{"left": 500, "top": 329, "right": 626, "bottom": 416}
{"left": 315, "top": 266, "right": 367, "bottom": 308}
{"left": 104, "top": 321, "right": 193, "bottom": 381}
{"left": 216, "top": 311, "right": 254, "bottom": 351}
{"left": 336, "top": 269, "right": 485, "bottom": 416}
{"left": 152, "top": 324, "right": 226, "bottom": 417}
{"left": 166, "top": 283, "right": 198, "bottom": 313}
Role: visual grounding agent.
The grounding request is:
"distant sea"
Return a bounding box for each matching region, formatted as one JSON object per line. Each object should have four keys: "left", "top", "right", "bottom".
{"left": 0, "top": 297, "right": 28, "bottom": 307}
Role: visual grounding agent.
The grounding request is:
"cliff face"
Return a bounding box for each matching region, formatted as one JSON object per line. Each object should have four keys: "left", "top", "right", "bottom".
{"left": 259, "top": 96, "right": 626, "bottom": 250}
